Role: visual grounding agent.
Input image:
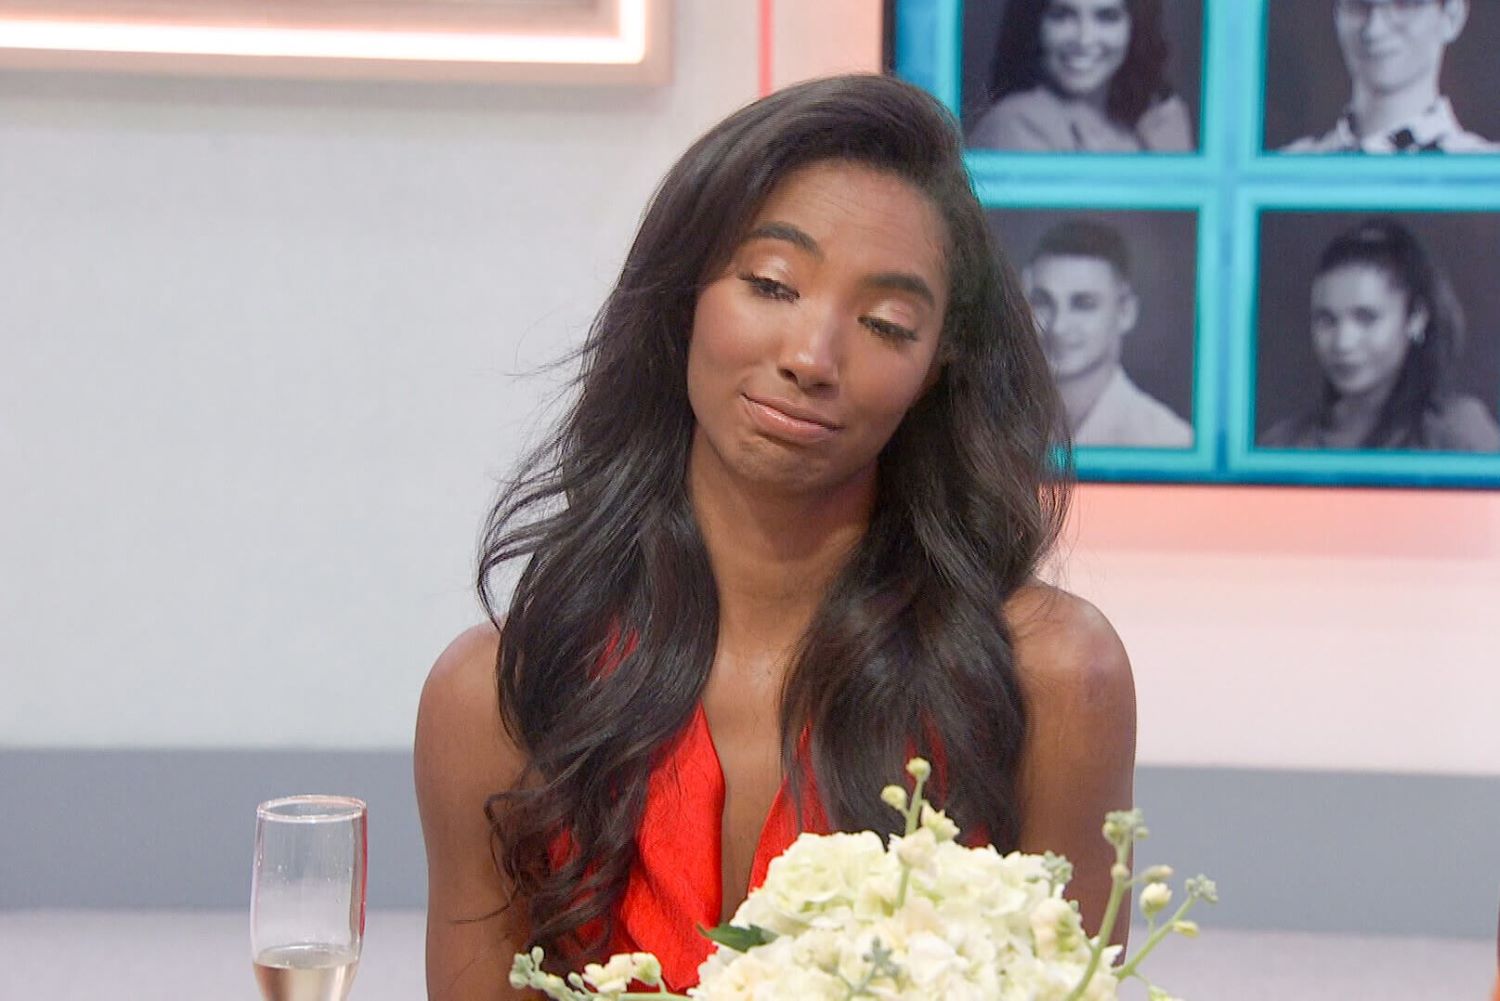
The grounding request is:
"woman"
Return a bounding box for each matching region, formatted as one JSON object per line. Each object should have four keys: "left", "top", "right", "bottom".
{"left": 415, "top": 74, "right": 1135, "bottom": 999}
{"left": 969, "top": 0, "right": 1195, "bottom": 153}
{"left": 1261, "top": 218, "right": 1500, "bottom": 451}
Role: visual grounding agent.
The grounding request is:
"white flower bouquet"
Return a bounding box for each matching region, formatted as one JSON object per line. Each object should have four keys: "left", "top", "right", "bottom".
{"left": 512, "top": 759, "right": 1215, "bottom": 1000}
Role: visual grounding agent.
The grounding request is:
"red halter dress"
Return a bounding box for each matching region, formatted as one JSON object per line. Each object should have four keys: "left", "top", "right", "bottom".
{"left": 558, "top": 702, "right": 829, "bottom": 992}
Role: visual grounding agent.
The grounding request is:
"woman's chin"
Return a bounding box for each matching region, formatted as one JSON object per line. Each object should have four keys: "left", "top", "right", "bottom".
{"left": 1046, "top": 70, "right": 1113, "bottom": 102}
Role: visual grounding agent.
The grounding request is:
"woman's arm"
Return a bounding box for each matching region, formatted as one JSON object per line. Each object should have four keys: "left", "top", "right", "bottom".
{"left": 1007, "top": 585, "right": 1137, "bottom": 947}
{"left": 415, "top": 624, "right": 535, "bottom": 1000}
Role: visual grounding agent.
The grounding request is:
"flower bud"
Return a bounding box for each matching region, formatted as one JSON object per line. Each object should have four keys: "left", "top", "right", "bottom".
{"left": 1041, "top": 851, "right": 1074, "bottom": 888}
{"left": 631, "top": 953, "right": 662, "bottom": 985}
{"left": 1102, "top": 808, "right": 1147, "bottom": 847}
{"left": 1110, "top": 863, "right": 1130, "bottom": 882}
{"left": 1139, "top": 882, "right": 1172, "bottom": 918}
{"left": 906, "top": 757, "right": 932, "bottom": 781}
{"left": 1142, "top": 865, "right": 1174, "bottom": 883}
{"left": 895, "top": 828, "right": 937, "bottom": 870}
{"left": 880, "top": 785, "right": 908, "bottom": 811}
{"left": 1185, "top": 875, "right": 1219, "bottom": 904}
{"left": 919, "top": 804, "right": 960, "bottom": 842}
{"left": 1172, "top": 919, "right": 1199, "bottom": 938}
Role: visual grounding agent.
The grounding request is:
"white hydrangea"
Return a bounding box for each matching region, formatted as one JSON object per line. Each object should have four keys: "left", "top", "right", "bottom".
{"left": 688, "top": 826, "right": 1122, "bottom": 1000}
{"left": 730, "top": 831, "right": 897, "bottom": 937}
{"left": 511, "top": 773, "right": 1208, "bottom": 1001}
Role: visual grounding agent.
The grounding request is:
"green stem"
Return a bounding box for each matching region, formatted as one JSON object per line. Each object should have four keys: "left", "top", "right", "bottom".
{"left": 893, "top": 769, "right": 928, "bottom": 908}
{"left": 1115, "top": 898, "right": 1196, "bottom": 980}
{"left": 904, "top": 771, "right": 927, "bottom": 837}
{"left": 1061, "top": 841, "right": 1130, "bottom": 1001}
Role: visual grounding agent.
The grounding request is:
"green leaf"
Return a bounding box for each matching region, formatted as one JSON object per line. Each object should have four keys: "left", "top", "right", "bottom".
{"left": 698, "top": 922, "right": 778, "bottom": 952}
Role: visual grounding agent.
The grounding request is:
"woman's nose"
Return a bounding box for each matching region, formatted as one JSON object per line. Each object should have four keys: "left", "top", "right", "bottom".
{"left": 1330, "top": 321, "right": 1363, "bottom": 354}
{"left": 1360, "top": 4, "right": 1397, "bottom": 39}
{"left": 776, "top": 307, "right": 841, "bottom": 390}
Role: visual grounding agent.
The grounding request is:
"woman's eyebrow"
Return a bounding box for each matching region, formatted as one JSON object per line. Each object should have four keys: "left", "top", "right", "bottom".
{"left": 866, "top": 271, "right": 937, "bottom": 309}
{"left": 742, "top": 222, "right": 937, "bottom": 307}
{"left": 743, "top": 221, "right": 821, "bottom": 257}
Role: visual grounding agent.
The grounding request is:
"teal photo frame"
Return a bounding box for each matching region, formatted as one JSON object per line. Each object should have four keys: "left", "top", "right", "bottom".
{"left": 1228, "top": 186, "right": 1500, "bottom": 489}
{"left": 894, "top": 0, "right": 1224, "bottom": 179}
{"left": 976, "top": 182, "right": 1222, "bottom": 482}
{"left": 890, "top": 0, "right": 1500, "bottom": 488}
{"left": 1249, "top": 0, "right": 1500, "bottom": 177}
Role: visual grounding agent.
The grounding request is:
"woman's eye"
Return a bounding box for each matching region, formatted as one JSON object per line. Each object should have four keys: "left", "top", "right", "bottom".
{"left": 739, "top": 273, "right": 798, "bottom": 302}
{"left": 862, "top": 316, "right": 919, "bottom": 343}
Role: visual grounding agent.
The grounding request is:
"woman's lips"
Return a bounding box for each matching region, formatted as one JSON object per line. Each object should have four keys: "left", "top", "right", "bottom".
{"left": 742, "top": 395, "right": 840, "bottom": 443}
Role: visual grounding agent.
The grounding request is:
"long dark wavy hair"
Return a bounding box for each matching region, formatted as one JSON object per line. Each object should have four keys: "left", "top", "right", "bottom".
{"left": 1312, "top": 218, "right": 1466, "bottom": 448}
{"left": 989, "top": 0, "right": 1174, "bottom": 128}
{"left": 478, "top": 73, "right": 1070, "bottom": 964}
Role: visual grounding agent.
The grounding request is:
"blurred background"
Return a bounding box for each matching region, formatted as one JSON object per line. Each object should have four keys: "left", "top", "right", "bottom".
{"left": 2, "top": 1, "right": 1497, "bottom": 998}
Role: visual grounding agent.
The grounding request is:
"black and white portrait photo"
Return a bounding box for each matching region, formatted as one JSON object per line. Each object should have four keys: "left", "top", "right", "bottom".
{"left": 961, "top": 0, "right": 1204, "bottom": 153}
{"left": 1255, "top": 211, "right": 1500, "bottom": 451}
{"left": 1265, "top": 0, "right": 1500, "bottom": 154}
{"left": 989, "top": 208, "right": 1198, "bottom": 448}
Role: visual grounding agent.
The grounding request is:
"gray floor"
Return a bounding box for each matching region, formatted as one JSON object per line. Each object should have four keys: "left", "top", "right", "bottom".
{"left": 0, "top": 910, "right": 1494, "bottom": 1000}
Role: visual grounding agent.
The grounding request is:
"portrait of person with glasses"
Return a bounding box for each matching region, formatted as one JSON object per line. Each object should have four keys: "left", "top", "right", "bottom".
{"left": 1282, "top": 0, "right": 1498, "bottom": 153}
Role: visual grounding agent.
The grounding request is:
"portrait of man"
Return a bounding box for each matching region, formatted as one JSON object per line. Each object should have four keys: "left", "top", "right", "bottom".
{"left": 1276, "top": 0, "right": 1499, "bottom": 154}
{"left": 1021, "top": 218, "right": 1194, "bottom": 448}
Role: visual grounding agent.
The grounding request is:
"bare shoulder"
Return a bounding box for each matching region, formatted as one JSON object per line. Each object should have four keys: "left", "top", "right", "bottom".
{"left": 415, "top": 622, "right": 524, "bottom": 814}
{"left": 1004, "top": 583, "right": 1135, "bottom": 942}
{"left": 1003, "top": 582, "right": 1134, "bottom": 718}
{"left": 419, "top": 623, "right": 504, "bottom": 737}
{"left": 415, "top": 623, "right": 533, "bottom": 1000}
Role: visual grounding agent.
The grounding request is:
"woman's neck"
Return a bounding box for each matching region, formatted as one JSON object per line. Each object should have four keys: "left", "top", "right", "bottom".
{"left": 687, "top": 428, "right": 874, "bottom": 661}
{"left": 1048, "top": 80, "right": 1110, "bottom": 116}
{"left": 1325, "top": 385, "right": 1391, "bottom": 447}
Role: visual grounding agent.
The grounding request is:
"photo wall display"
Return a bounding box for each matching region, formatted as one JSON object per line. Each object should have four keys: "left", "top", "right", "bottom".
{"left": 890, "top": 0, "right": 1500, "bottom": 488}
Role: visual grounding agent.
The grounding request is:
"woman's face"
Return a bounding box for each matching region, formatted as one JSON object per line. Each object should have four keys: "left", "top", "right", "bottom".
{"left": 1310, "top": 264, "right": 1426, "bottom": 400}
{"left": 1038, "top": 0, "right": 1133, "bottom": 100}
{"left": 686, "top": 160, "right": 948, "bottom": 498}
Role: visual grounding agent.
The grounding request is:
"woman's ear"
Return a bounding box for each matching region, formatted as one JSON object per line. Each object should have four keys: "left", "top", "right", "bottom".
{"left": 1406, "top": 303, "right": 1431, "bottom": 345}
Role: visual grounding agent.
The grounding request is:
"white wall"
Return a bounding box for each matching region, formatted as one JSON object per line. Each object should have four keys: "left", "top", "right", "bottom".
{"left": 3, "top": 1, "right": 1499, "bottom": 779}
{"left": 0, "top": 1, "right": 758, "bottom": 748}
{"left": 1066, "top": 484, "right": 1500, "bottom": 776}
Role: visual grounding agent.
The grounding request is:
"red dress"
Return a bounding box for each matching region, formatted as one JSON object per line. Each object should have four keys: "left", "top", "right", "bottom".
{"left": 576, "top": 702, "right": 829, "bottom": 992}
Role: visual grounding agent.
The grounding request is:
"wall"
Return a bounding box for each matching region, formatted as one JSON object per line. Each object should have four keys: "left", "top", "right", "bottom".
{"left": 2, "top": 1, "right": 1497, "bottom": 938}
{"left": 1, "top": 1, "right": 758, "bottom": 750}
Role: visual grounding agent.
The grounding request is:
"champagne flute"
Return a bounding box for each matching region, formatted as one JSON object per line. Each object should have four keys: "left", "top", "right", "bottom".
{"left": 251, "top": 795, "right": 367, "bottom": 1001}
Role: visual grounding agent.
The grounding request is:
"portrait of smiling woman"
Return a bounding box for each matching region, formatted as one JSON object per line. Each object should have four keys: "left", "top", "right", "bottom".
{"left": 964, "top": 0, "right": 1201, "bottom": 153}
{"left": 414, "top": 74, "right": 1135, "bottom": 998}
